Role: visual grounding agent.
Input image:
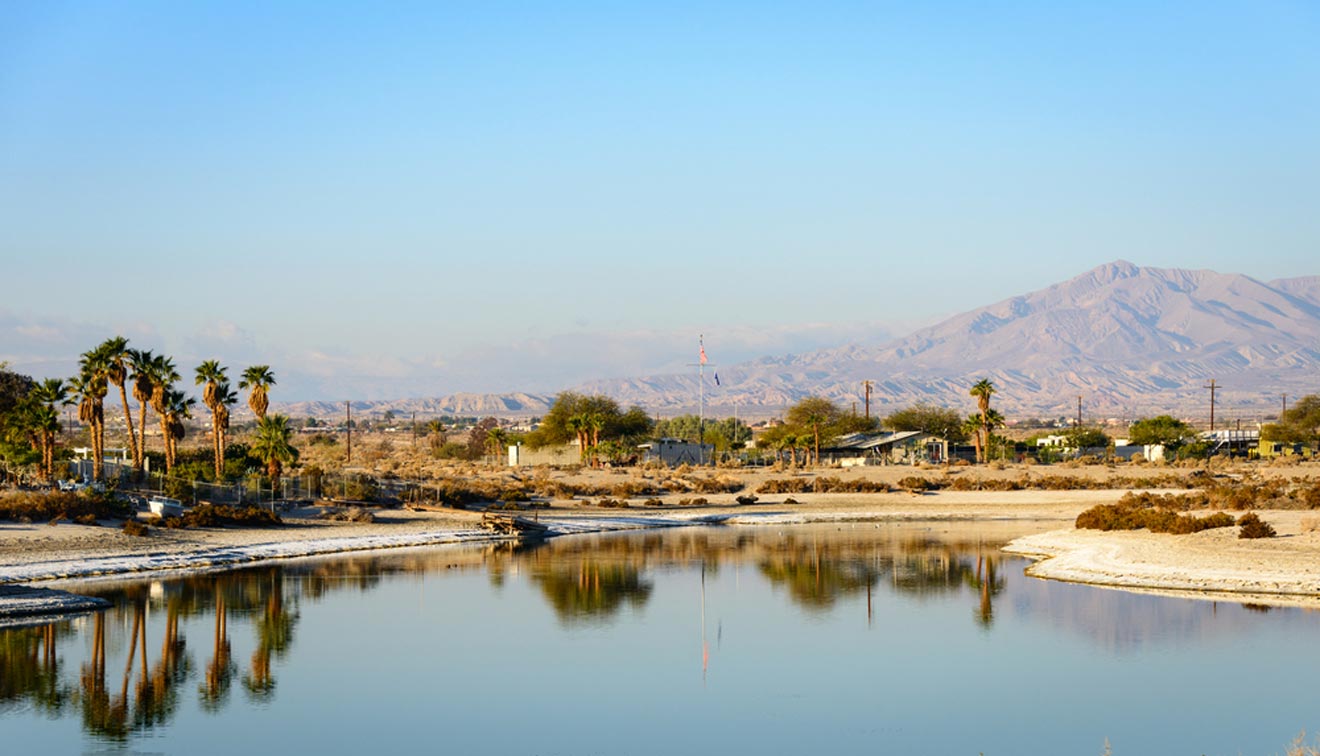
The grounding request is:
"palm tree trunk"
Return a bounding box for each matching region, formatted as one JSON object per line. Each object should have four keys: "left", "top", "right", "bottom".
{"left": 213, "top": 409, "right": 222, "bottom": 478}
{"left": 119, "top": 385, "right": 138, "bottom": 472}
{"left": 91, "top": 416, "right": 103, "bottom": 482}
{"left": 160, "top": 418, "right": 172, "bottom": 473}
{"left": 136, "top": 401, "right": 149, "bottom": 473}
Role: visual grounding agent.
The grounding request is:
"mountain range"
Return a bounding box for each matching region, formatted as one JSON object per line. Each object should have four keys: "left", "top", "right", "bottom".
{"left": 277, "top": 261, "right": 1320, "bottom": 422}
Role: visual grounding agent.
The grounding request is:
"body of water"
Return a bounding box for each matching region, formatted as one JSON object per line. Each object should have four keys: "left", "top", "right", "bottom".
{"left": 1, "top": 522, "right": 1315, "bottom": 755}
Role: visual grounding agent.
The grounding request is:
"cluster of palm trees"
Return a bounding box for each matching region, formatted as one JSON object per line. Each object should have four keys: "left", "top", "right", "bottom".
{"left": 17, "top": 336, "right": 283, "bottom": 482}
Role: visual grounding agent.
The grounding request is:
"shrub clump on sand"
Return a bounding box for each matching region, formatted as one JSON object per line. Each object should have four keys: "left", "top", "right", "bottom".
{"left": 185, "top": 503, "right": 282, "bottom": 527}
{"left": 0, "top": 490, "right": 130, "bottom": 522}
{"left": 756, "top": 478, "right": 812, "bottom": 495}
{"left": 122, "top": 519, "right": 150, "bottom": 537}
{"left": 896, "top": 476, "right": 935, "bottom": 493}
{"left": 1075, "top": 495, "right": 1237, "bottom": 535}
{"left": 1237, "top": 512, "right": 1277, "bottom": 539}
{"left": 320, "top": 506, "right": 376, "bottom": 523}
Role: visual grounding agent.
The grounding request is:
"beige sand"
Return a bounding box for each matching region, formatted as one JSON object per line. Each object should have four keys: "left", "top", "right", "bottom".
{"left": 1006, "top": 510, "right": 1320, "bottom": 603}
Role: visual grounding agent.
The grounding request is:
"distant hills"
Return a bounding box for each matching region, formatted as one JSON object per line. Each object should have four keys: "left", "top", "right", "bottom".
{"left": 276, "top": 261, "right": 1320, "bottom": 421}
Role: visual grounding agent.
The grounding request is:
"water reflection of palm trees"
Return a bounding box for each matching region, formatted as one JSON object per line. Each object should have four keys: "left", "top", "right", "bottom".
{"left": 200, "top": 583, "right": 235, "bottom": 710}
{"left": 0, "top": 622, "right": 68, "bottom": 714}
{"left": 1, "top": 526, "right": 1020, "bottom": 743}
{"left": 530, "top": 559, "right": 653, "bottom": 625}
{"left": 244, "top": 574, "right": 295, "bottom": 700}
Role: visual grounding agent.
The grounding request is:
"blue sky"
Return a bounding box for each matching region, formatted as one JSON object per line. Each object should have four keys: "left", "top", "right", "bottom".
{"left": 2, "top": 1, "right": 1317, "bottom": 400}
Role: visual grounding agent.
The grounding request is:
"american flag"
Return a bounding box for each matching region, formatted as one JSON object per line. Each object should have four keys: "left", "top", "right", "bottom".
{"left": 699, "top": 341, "right": 707, "bottom": 365}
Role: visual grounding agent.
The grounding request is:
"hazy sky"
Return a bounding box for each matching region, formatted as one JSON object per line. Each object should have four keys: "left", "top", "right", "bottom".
{"left": 3, "top": 1, "right": 1317, "bottom": 400}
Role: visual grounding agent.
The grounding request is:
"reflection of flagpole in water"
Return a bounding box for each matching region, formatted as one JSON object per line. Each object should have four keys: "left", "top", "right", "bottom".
{"left": 701, "top": 561, "right": 709, "bottom": 683}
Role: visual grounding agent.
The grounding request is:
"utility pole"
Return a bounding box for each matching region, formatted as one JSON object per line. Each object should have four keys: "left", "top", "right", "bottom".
{"left": 411, "top": 412, "right": 417, "bottom": 448}
{"left": 1076, "top": 396, "right": 1083, "bottom": 429}
{"left": 1283, "top": 394, "right": 1288, "bottom": 418}
{"left": 863, "top": 380, "right": 873, "bottom": 421}
{"left": 345, "top": 401, "right": 352, "bottom": 464}
{"left": 1205, "top": 380, "right": 1217, "bottom": 432}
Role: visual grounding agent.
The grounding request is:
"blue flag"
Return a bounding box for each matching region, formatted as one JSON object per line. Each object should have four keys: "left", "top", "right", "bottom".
{"left": 714, "top": 373, "right": 720, "bottom": 386}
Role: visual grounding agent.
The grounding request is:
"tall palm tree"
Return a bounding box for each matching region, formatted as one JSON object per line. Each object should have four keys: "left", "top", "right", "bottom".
{"left": 127, "top": 349, "right": 155, "bottom": 472}
{"left": 76, "top": 347, "right": 111, "bottom": 480}
{"left": 69, "top": 367, "right": 108, "bottom": 481}
{"left": 215, "top": 383, "right": 238, "bottom": 475}
{"left": 962, "top": 415, "right": 984, "bottom": 464}
{"left": 99, "top": 337, "right": 139, "bottom": 470}
{"left": 195, "top": 361, "right": 228, "bottom": 478}
{"left": 239, "top": 366, "right": 276, "bottom": 421}
{"left": 251, "top": 414, "right": 298, "bottom": 495}
{"left": 969, "top": 379, "right": 997, "bottom": 464}
{"left": 144, "top": 355, "right": 181, "bottom": 473}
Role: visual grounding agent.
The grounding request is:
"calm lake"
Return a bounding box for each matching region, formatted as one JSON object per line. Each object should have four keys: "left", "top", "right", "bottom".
{"left": 2, "top": 522, "right": 1316, "bottom": 755}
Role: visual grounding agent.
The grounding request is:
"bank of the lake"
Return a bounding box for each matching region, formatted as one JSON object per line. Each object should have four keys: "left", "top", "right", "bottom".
{"left": 1006, "top": 510, "right": 1320, "bottom": 604}
{"left": 4, "top": 488, "right": 1318, "bottom": 613}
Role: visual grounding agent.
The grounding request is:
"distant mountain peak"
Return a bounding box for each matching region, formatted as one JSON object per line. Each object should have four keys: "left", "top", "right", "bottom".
{"left": 571, "top": 262, "right": 1320, "bottom": 416}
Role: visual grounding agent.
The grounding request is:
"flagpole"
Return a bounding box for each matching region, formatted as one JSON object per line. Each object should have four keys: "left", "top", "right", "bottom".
{"left": 690, "top": 335, "right": 715, "bottom": 466}
{"left": 699, "top": 335, "right": 705, "bottom": 465}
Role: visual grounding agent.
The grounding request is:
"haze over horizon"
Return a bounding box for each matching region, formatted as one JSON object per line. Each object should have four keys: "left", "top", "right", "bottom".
{"left": 3, "top": 3, "right": 1317, "bottom": 400}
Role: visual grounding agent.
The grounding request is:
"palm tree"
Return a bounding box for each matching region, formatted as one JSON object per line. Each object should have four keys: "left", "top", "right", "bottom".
{"left": 100, "top": 337, "right": 139, "bottom": 470}
{"left": 26, "top": 379, "right": 69, "bottom": 480}
{"left": 251, "top": 414, "right": 298, "bottom": 495}
{"left": 969, "top": 379, "right": 997, "bottom": 463}
{"left": 485, "top": 426, "right": 508, "bottom": 464}
{"left": 215, "top": 383, "right": 238, "bottom": 475}
{"left": 981, "top": 408, "right": 1006, "bottom": 462}
{"left": 127, "top": 349, "right": 155, "bottom": 472}
{"left": 961, "top": 415, "right": 984, "bottom": 464}
{"left": 149, "top": 356, "right": 181, "bottom": 472}
{"left": 195, "top": 361, "right": 228, "bottom": 478}
{"left": 584, "top": 413, "right": 605, "bottom": 467}
{"left": 160, "top": 388, "right": 195, "bottom": 473}
{"left": 566, "top": 414, "right": 589, "bottom": 463}
{"left": 69, "top": 366, "right": 108, "bottom": 481}
{"left": 75, "top": 347, "right": 111, "bottom": 480}
{"left": 239, "top": 366, "right": 276, "bottom": 421}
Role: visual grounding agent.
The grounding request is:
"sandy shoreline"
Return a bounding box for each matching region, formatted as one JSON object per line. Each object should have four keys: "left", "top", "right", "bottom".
{"left": 1005, "top": 510, "right": 1320, "bottom": 605}
{"left": 5, "top": 478, "right": 1320, "bottom": 614}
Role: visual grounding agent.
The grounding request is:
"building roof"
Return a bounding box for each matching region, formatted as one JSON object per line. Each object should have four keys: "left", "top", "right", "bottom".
{"left": 822, "top": 431, "right": 931, "bottom": 452}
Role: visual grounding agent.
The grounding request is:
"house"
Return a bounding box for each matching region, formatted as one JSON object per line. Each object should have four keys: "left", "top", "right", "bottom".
{"left": 818, "top": 431, "right": 946, "bottom": 466}
{"left": 1200, "top": 429, "right": 1259, "bottom": 457}
{"left": 637, "top": 438, "right": 714, "bottom": 467}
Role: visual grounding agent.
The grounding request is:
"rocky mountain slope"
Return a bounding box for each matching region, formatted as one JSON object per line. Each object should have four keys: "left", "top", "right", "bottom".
{"left": 575, "top": 261, "right": 1320, "bottom": 418}
{"left": 274, "top": 262, "right": 1320, "bottom": 421}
